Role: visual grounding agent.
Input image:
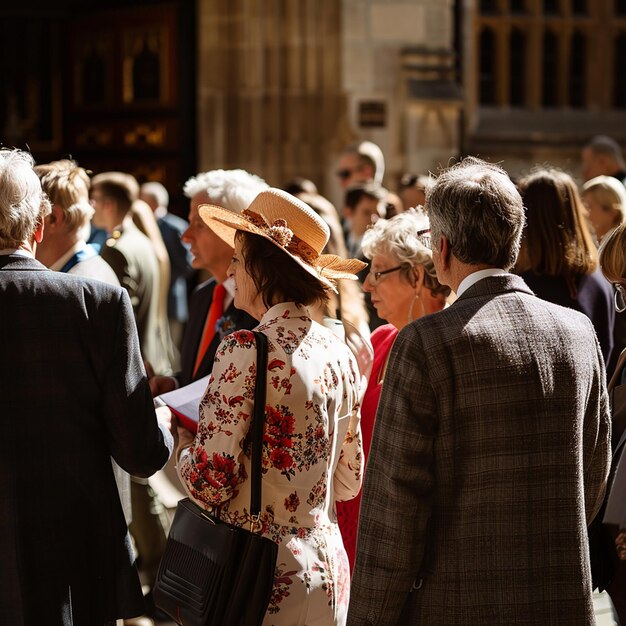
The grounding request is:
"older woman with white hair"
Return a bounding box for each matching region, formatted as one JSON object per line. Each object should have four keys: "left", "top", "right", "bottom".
{"left": 336, "top": 208, "right": 450, "bottom": 572}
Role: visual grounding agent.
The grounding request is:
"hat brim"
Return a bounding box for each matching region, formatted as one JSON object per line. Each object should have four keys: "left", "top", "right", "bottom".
{"left": 198, "top": 204, "right": 366, "bottom": 292}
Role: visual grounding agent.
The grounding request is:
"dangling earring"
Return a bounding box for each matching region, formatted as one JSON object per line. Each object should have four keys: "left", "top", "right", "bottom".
{"left": 408, "top": 293, "right": 419, "bottom": 324}
{"left": 407, "top": 291, "right": 426, "bottom": 324}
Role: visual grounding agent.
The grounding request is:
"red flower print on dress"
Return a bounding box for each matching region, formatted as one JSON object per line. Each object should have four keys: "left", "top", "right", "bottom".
{"left": 270, "top": 448, "right": 294, "bottom": 471}
{"left": 268, "top": 358, "right": 285, "bottom": 371}
{"left": 264, "top": 404, "right": 299, "bottom": 478}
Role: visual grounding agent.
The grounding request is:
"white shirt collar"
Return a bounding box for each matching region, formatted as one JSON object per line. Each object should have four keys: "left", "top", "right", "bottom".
{"left": 456, "top": 268, "right": 508, "bottom": 298}
{"left": 0, "top": 248, "right": 33, "bottom": 258}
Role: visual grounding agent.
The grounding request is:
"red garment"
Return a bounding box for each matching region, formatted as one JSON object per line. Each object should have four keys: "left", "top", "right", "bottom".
{"left": 193, "top": 282, "right": 226, "bottom": 376}
{"left": 336, "top": 323, "right": 398, "bottom": 572}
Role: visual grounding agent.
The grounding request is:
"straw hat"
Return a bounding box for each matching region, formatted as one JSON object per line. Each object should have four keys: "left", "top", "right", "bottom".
{"left": 199, "top": 188, "right": 366, "bottom": 292}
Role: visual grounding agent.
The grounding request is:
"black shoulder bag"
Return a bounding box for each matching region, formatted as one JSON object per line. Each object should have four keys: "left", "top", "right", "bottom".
{"left": 153, "top": 331, "right": 277, "bottom": 625}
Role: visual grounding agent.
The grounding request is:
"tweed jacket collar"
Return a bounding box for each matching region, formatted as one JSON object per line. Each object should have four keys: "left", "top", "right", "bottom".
{"left": 454, "top": 272, "right": 533, "bottom": 303}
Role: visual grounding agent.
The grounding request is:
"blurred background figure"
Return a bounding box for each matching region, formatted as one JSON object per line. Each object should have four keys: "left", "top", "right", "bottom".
{"left": 582, "top": 175, "right": 626, "bottom": 243}
{"left": 140, "top": 181, "right": 194, "bottom": 353}
{"left": 343, "top": 181, "right": 388, "bottom": 330}
{"left": 130, "top": 197, "right": 178, "bottom": 374}
{"left": 336, "top": 208, "right": 450, "bottom": 572}
{"left": 398, "top": 172, "right": 429, "bottom": 212}
{"left": 336, "top": 140, "right": 402, "bottom": 219}
{"left": 515, "top": 167, "right": 614, "bottom": 368}
{"left": 283, "top": 176, "right": 319, "bottom": 197}
{"left": 336, "top": 140, "right": 385, "bottom": 189}
{"left": 343, "top": 182, "right": 387, "bottom": 259}
{"left": 90, "top": 171, "right": 171, "bottom": 375}
{"left": 581, "top": 135, "right": 626, "bottom": 184}
{"left": 294, "top": 187, "right": 373, "bottom": 391}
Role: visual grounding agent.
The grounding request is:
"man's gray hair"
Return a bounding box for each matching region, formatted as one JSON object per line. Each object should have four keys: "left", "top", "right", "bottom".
{"left": 0, "top": 149, "right": 51, "bottom": 248}
{"left": 141, "top": 181, "right": 169, "bottom": 209}
{"left": 426, "top": 157, "right": 525, "bottom": 271}
{"left": 183, "top": 169, "right": 268, "bottom": 214}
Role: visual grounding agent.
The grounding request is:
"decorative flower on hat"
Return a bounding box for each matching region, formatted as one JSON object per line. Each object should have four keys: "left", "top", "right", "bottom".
{"left": 267, "top": 219, "right": 293, "bottom": 247}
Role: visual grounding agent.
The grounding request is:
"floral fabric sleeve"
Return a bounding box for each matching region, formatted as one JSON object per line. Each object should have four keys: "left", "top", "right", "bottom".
{"left": 177, "top": 330, "right": 257, "bottom": 509}
{"left": 333, "top": 355, "right": 364, "bottom": 503}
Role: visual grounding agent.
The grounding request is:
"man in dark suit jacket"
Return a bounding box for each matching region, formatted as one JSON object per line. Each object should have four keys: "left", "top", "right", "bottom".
{"left": 149, "top": 168, "right": 268, "bottom": 395}
{"left": 0, "top": 149, "right": 174, "bottom": 625}
{"left": 348, "top": 157, "right": 612, "bottom": 625}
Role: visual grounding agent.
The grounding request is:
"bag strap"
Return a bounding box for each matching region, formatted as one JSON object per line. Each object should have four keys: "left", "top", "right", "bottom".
{"left": 250, "top": 331, "right": 268, "bottom": 520}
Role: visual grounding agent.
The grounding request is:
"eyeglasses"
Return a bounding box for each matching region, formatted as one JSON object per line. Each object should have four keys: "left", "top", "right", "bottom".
{"left": 367, "top": 265, "right": 404, "bottom": 286}
{"left": 336, "top": 168, "right": 354, "bottom": 180}
{"left": 416, "top": 228, "right": 431, "bottom": 250}
{"left": 614, "top": 283, "right": 626, "bottom": 313}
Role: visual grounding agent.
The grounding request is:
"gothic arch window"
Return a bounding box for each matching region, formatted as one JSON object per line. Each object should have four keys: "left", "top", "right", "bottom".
{"left": 479, "top": 27, "right": 497, "bottom": 105}
{"left": 569, "top": 31, "right": 586, "bottom": 107}
{"left": 510, "top": 28, "right": 526, "bottom": 106}
{"left": 615, "top": 33, "right": 626, "bottom": 107}
{"left": 542, "top": 30, "right": 559, "bottom": 107}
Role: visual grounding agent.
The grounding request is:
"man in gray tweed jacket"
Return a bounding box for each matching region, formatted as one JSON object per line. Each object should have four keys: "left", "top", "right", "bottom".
{"left": 348, "top": 157, "right": 611, "bottom": 625}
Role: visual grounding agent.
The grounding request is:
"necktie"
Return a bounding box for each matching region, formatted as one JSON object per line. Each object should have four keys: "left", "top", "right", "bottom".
{"left": 193, "top": 282, "right": 226, "bottom": 376}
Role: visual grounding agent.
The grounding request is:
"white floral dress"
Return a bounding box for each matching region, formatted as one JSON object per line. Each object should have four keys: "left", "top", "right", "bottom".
{"left": 177, "top": 302, "right": 363, "bottom": 625}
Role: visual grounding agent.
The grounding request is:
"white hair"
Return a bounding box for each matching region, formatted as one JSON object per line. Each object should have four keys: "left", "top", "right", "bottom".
{"left": 0, "top": 149, "right": 51, "bottom": 248}
{"left": 361, "top": 207, "right": 431, "bottom": 265}
{"left": 140, "top": 181, "right": 169, "bottom": 208}
{"left": 183, "top": 169, "right": 269, "bottom": 214}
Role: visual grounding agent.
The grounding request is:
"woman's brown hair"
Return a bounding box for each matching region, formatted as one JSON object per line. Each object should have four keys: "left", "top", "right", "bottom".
{"left": 237, "top": 231, "right": 329, "bottom": 309}
{"left": 515, "top": 168, "right": 597, "bottom": 277}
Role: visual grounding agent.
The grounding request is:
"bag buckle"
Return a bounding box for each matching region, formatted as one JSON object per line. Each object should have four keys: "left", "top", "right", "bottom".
{"left": 250, "top": 513, "right": 262, "bottom": 533}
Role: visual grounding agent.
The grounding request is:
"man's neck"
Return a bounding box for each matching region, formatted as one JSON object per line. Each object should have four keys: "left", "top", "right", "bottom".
{"left": 447, "top": 262, "right": 496, "bottom": 295}
{"left": 36, "top": 232, "right": 81, "bottom": 268}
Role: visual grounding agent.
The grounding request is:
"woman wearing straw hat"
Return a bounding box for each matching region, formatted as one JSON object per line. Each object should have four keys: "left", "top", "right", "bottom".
{"left": 175, "top": 188, "right": 366, "bottom": 625}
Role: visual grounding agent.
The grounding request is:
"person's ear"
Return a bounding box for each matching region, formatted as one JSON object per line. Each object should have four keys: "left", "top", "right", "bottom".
{"left": 47, "top": 204, "right": 65, "bottom": 230}
{"left": 439, "top": 235, "right": 452, "bottom": 271}
{"left": 34, "top": 219, "right": 45, "bottom": 244}
{"left": 412, "top": 264, "right": 424, "bottom": 289}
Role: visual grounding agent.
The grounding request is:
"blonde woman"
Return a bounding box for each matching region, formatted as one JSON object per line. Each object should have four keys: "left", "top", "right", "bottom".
{"left": 582, "top": 175, "right": 626, "bottom": 242}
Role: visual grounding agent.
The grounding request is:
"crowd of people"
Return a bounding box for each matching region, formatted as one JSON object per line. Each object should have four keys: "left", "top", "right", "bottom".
{"left": 1, "top": 133, "right": 626, "bottom": 626}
